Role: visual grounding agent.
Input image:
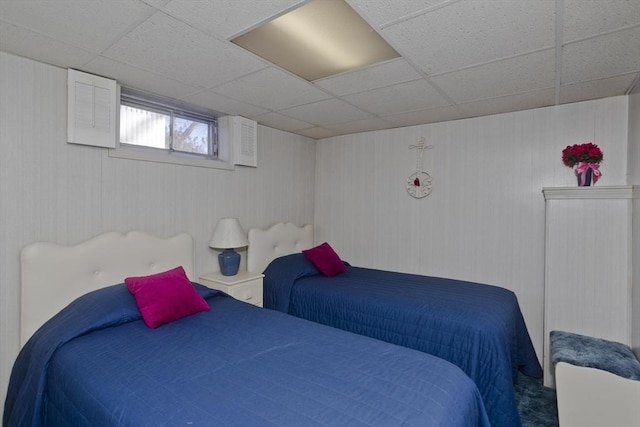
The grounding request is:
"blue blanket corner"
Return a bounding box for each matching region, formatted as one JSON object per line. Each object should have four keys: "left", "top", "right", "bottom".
{"left": 3, "top": 283, "right": 219, "bottom": 427}
{"left": 263, "top": 253, "right": 323, "bottom": 312}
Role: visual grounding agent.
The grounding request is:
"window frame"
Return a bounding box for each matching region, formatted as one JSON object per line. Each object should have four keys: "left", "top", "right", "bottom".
{"left": 109, "top": 86, "right": 232, "bottom": 170}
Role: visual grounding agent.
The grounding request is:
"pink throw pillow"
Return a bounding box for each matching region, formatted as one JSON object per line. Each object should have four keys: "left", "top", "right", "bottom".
{"left": 302, "top": 242, "right": 347, "bottom": 277}
{"left": 125, "top": 266, "right": 209, "bottom": 329}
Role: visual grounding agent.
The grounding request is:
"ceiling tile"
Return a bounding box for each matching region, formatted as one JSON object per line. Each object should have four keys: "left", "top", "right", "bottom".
{"left": 83, "top": 56, "right": 202, "bottom": 100}
{"left": 212, "top": 67, "right": 331, "bottom": 110}
{"left": 324, "top": 117, "right": 396, "bottom": 135}
{"left": 348, "top": 0, "right": 446, "bottom": 28}
{"left": 161, "top": 0, "right": 304, "bottom": 39}
{"left": 251, "top": 112, "right": 314, "bottom": 133}
{"left": 0, "top": 0, "right": 156, "bottom": 53}
{"left": 562, "top": 26, "right": 640, "bottom": 83}
{"left": 102, "top": 12, "right": 267, "bottom": 88}
{"left": 431, "top": 49, "right": 555, "bottom": 103}
{"left": 381, "top": 0, "right": 555, "bottom": 75}
{"left": 0, "top": 22, "right": 97, "bottom": 69}
{"left": 563, "top": 0, "right": 640, "bottom": 42}
{"left": 296, "top": 126, "right": 338, "bottom": 139}
{"left": 560, "top": 73, "right": 638, "bottom": 104}
{"left": 315, "top": 58, "right": 422, "bottom": 96}
{"left": 342, "top": 79, "right": 451, "bottom": 116}
{"left": 457, "top": 88, "right": 556, "bottom": 118}
{"left": 140, "top": 0, "right": 172, "bottom": 7}
{"left": 381, "top": 106, "right": 464, "bottom": 127}
{"left": 183, "top": 90, "right": 270, "bottom": 117}
{"left": 278, "top": 98, "right": 374, "bottom": 126}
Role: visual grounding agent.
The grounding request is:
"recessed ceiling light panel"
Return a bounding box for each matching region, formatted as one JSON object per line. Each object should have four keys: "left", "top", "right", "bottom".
{"left": 231, "top": 0, "right": 399, "bottom": 81}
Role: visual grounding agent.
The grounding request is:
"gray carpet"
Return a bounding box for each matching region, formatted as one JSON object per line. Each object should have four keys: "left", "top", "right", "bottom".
{"left": 515, "top": 372, "right": 558, "bottom": 426}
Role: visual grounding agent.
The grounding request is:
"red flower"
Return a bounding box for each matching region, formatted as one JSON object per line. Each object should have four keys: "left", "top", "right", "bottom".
{"left": 562, "top": 142, "right": 603, "bottom": 167}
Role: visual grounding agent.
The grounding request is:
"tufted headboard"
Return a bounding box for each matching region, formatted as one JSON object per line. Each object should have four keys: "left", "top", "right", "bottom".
{"left": 20, "top": 231, "right": 194, "bottom": 346}
{"left": 247, "top": 223, "right": 314, "bottom": 273}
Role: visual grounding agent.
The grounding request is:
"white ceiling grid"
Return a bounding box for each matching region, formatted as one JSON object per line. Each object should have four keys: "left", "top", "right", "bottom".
{"left": 0, "top": 0, "right": 638, "bottom": 138}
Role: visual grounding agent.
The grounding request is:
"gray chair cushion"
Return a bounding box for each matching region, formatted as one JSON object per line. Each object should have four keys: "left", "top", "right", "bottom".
{"left": 550, "top": 331, "right": 640, "bottom": 381}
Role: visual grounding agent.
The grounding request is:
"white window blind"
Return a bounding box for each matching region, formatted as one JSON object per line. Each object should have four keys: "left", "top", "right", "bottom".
{"left": 67, "top": 69, "right": 116, "bottom": 148}
{"left": 218, "top": 115, "right": 257, "bottom": 167}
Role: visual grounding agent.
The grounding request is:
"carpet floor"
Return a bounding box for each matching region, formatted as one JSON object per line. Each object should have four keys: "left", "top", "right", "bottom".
{"left": 515, "top": 372, "right": 559, "bottom": 426}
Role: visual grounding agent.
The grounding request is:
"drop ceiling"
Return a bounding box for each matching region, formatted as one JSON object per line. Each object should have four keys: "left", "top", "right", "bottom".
{"left": 1, "top": 0, "right": 638, "bottom": 139}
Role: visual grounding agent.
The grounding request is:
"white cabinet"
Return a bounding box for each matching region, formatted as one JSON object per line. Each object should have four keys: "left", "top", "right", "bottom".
{"left": 199, "top": 271, "right": 264, "bottom": 307}
{"left": 542, "top": 186, "right": 638, "bottom": 387}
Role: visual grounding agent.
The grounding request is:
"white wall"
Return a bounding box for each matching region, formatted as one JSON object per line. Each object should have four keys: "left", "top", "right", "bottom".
{"left": 314, "top": 96, "right": 630, "bottom": 362}
{"left": 629, "top": 93, "right": 640, "bottom": 184}
{"left": 0, "top": 52, "right": 316, "bottom": 413}
{"left": 629, "top": 92, "right": 640, "bottom": 356}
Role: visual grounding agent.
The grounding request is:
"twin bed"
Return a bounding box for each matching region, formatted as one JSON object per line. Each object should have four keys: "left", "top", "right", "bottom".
{"left": 5, "top": 223, "right": 541, "bottom": 427}
{"left": 6, "top": 230, "right": 489, "bottom": 427}
{"left": 247, "top": 223, "right": 542, "bottom": 427}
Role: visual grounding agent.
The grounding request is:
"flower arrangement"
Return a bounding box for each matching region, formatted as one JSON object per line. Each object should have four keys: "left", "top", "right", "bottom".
{"left": 561, "top": 142, "right": 603, "bottom": 186}
{"left": 562, "top": 142, "right": 603, "bottom": 167}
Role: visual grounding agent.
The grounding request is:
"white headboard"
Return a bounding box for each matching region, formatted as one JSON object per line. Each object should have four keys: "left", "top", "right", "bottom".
{"left": 247, "top": 223, "right": 313, "bottom": 273}
{"left": 20, "top": 231, "right": 194, "bottom": 346}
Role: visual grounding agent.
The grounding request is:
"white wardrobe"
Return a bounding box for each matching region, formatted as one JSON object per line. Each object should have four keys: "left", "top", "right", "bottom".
{"left": 542, "top": 186, "right": 638, "bottom": 387}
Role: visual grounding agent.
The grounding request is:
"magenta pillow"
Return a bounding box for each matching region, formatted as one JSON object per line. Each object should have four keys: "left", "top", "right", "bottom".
{"left": 125, "top": 266, "right": 209, "bottom": 329}
{"left": 302, "top": 242, "right": 347, "bottom": 277}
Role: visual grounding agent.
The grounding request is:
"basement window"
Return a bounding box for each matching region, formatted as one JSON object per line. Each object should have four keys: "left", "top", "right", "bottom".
{"left": 110, "top": 88, "right": 230, "bottom": 169}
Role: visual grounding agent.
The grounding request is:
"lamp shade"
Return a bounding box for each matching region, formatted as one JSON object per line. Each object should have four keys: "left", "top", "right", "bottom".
{"left": 209, "top": 217, "right": 248, "bottom": 249}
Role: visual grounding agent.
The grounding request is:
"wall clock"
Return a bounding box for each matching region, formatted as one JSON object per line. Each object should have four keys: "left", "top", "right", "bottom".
{"left": 406, "top": 138, "right": 433, "bottom": 198}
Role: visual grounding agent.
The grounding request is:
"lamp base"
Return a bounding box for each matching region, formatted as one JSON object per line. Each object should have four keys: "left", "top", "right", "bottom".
{"left": 218, "top": 249, "right": 240, "bottom": 276}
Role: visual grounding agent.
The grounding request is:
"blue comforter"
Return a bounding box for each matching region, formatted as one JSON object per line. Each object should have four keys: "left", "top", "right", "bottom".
{"left": 264, "top": 254, "right": 543, "bottom": 427}
{"left": 4, "top": 282, "right": 490, "bottom": 427}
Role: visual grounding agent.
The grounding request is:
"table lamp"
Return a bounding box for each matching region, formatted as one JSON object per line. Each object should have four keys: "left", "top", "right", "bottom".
{"left": 209, "top": 217, "right": 248, "bottom": 276}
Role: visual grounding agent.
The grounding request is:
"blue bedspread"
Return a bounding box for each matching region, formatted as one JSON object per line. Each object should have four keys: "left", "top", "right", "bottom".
{"left": 4, "top": 282, "right": 490, "bottom": 427}
{"left": 264, "top": 254, "right": 543, "bottom": 427}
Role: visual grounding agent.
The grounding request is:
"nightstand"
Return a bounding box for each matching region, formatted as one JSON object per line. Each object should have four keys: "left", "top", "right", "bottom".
{"left": 199, "top": 271, "right": 264, "bottom": 307}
